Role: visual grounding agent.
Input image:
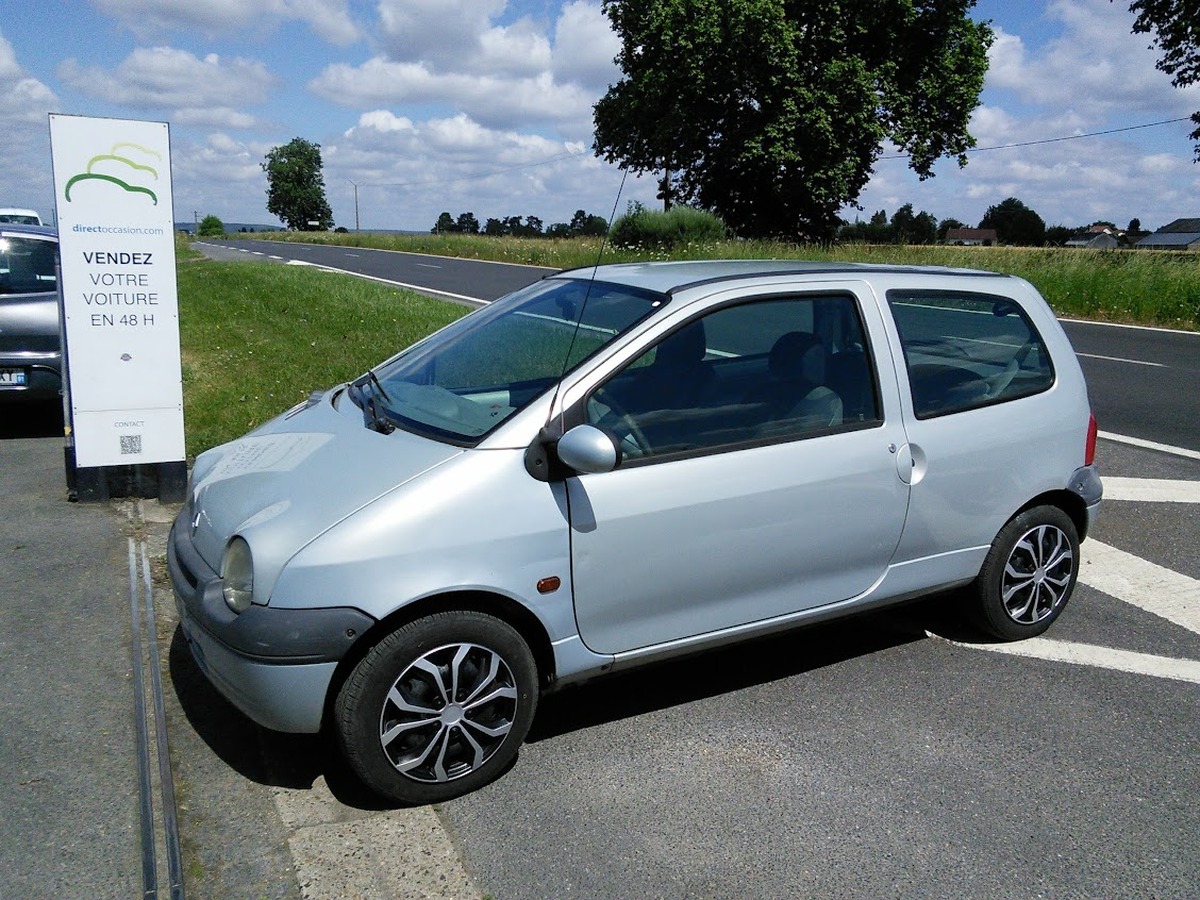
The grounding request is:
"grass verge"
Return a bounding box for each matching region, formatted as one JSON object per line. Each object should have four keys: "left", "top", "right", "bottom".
{"left": 178, "top": 258, "right": 466, "bottom": 456}
{"left": 238, "top": 231, "right": 1200, "bottom": 331}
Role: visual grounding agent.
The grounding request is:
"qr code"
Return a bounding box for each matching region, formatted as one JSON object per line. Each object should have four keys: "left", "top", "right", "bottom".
{"left": 119, "top": 434, "right": 143, "bottom": 456}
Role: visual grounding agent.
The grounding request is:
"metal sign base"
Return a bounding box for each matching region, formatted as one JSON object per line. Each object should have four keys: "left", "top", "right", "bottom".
{"left": 66, "top": 446, "right": 186, "bottom": 503}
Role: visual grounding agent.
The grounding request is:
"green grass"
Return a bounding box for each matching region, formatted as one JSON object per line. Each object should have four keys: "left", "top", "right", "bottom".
{"left": 238, "top": 231, "right": 1200, "bottom": 330}
{"left": 178, "top": 259, "right": 466, "bottom": 456}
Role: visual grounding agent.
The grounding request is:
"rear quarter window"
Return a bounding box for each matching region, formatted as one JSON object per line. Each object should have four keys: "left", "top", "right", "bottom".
{"left": 887, "top": 290, "right": 1055, "bottom": 419}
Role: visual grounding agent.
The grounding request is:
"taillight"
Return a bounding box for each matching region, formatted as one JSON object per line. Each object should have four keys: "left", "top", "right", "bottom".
{"left": 1085, "top": 412, "right": 1097, "bottom": 466}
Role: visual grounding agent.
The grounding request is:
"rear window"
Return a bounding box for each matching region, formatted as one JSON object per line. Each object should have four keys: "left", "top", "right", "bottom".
{"left": 887, "top": 291, "right": 1055, "bottom": 419}
{"left": 0, "top": 234, "right": 58, "bottom": 295}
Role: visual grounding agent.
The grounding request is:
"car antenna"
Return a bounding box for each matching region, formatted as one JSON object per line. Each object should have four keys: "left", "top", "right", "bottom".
{"left": 524, "top": 170, "right": 628, "bottom": 481}
{"left": 546, "top": 168, "right": 628, "bottom": 428}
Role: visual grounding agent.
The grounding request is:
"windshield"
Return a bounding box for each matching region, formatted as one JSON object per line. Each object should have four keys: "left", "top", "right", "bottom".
{"left": 350, "top": 277, "right": 665, "bottom": 443}
{"left": 0, "top": 234, "right": 58, "bottom": 295}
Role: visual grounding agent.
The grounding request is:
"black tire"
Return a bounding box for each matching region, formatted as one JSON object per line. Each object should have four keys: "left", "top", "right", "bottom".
{"left": 334, "top": 610, "right": 538, "bottom": 804}
{"left": 971, "top": 505, "right": 1080, "bottom": 641}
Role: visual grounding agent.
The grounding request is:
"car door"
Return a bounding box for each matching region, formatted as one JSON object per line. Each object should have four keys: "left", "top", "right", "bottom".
{"left": 565, "top": 286, "right": 912, "bottom": 656}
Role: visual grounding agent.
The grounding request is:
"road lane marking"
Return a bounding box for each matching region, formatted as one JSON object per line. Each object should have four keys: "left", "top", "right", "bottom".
{"left": 290, "top": 261, "right": 487, "bottom": 305}
{"left": 1060, "top": 316, "right": 1200, "bottom": 337}
{"left": 926, "top": 513, "right": 1200, "bottom": 683}
{"left": 1099, "top": 431, "right": 1200, "bottom": 461}
{"left": 1076, "top": 352, "right": 1166, "bottom": 367}
{"left": 1079, "top": 540, "right": 1200, "bottom": 635}
{"left": 1102, "top": 477, "right": 1200, "bottom": 503}
{"left": 931, "top": 634, "right": 1200, "bottom": 685}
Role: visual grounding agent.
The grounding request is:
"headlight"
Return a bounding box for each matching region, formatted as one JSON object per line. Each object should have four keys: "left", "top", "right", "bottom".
{"left": 221, "top": 537, "right": 255, "bottom": 613}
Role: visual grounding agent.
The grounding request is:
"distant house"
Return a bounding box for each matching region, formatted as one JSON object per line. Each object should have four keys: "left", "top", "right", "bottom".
{"left": 945, "top": 228, "right": 998, "bottom": 246}
{"left": 1135, "top": 218, "right": 1200, "bottom": 251}
{"left": 1066, "top": 225, "right": 1120, "bottom": 250}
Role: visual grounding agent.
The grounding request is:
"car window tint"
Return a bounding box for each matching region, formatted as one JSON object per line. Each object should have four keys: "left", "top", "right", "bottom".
{"left": 587, "top": 294, "right": 880, "bottom": 461}
{"left": 887, "top": 291, "right": 1055, "bottom": 419}
{"left": 0, "top": 235, "right": 58, "bottom": 295}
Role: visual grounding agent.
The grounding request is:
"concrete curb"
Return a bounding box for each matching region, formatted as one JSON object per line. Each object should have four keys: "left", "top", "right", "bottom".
{"left": 130, "top": 497, "right": 482, "bottom": 899}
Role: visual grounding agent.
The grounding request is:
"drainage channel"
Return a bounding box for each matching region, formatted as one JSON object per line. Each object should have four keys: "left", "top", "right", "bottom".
{"left": 128, "top": 531, "right": 185, "bottom": 899}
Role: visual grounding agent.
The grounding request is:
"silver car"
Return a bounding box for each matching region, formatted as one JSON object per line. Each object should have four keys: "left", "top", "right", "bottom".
{"left": 0, "top": 225, "right": 61, "bottom": 405}
{"left": 169, "top": 260, "right": 1101, "bottom": 803}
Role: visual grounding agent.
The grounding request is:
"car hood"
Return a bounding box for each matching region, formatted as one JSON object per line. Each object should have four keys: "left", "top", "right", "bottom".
{"left": 187, "top": 388, "right": 463, "bottom": 598}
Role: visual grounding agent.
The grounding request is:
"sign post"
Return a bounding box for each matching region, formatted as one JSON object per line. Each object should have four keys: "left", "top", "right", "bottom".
{"left": 49, "top": 114, "right": 186, "bottom": 501}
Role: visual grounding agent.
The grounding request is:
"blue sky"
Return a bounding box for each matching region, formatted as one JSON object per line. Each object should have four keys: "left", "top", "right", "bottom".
{"left": 1, "top": 0, "right": 1197, "bottom": 233}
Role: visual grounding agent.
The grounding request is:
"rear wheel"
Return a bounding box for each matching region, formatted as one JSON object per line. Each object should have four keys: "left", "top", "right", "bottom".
{"left": 971, "top": 505, "right": 1079, "bottom": 641}
{"left": 334, "top": 610, "right": 538, "bottom": 804}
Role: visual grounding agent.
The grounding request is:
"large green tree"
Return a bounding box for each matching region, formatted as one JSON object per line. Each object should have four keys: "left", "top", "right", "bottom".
{"left": 593, "top": 0, "right": 992, "bottom": 240}
{"left": 979, "top": 197, "right": 1045, "bottom": 246}
{"left": 262, "top": 137, "right": 333, "bottom": 231}
{"left": 1121, "top": 0, "right": 1200, "bottom": 159}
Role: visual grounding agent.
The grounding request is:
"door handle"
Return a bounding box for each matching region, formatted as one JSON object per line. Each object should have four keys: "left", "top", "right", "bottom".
{"left": 893, "top": 442, "right": 927, "bottom": 485}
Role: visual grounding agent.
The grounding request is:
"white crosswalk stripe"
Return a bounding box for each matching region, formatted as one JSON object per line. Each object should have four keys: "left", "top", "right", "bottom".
{"left": 1079, "top": 540, "right": 1200, "bottom": 636}
{"left": 941, "top": 636, "right": 1200, "bottom": 685}
{"left": 1102, "top": 477, "right": 1200, "bottom": 503}
{"left": 944, "top": 477, "right": 1200, "bottom": 682}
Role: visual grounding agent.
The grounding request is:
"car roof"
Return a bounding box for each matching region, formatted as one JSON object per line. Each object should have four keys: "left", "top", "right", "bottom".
{"left": 553, "top": 259, "right": 1007, "bottom": 295}
{"left": 0, "top": 222, "right": 57, "bottom": 240}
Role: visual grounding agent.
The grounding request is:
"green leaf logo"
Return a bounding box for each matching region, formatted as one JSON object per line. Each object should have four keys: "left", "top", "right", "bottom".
{"left": 64, "top": 142, "right": 161, "bottom": 204}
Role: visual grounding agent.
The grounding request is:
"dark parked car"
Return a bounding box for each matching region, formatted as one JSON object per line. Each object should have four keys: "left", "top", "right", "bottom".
{"left": 0, "top": 224, "right": 60, "bottom": 405}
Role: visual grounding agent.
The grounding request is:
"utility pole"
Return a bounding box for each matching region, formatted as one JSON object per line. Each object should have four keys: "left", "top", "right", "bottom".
{"left": 349, "top": 181, "right": 360, "bottom": 232}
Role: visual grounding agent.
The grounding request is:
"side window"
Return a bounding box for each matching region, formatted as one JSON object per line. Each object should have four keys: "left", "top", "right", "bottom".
{"left": 887, "top": 291, "right": 1055, "bottom": 419}
{"left": 586, "top": 294, "right": 880, "bottom": 461}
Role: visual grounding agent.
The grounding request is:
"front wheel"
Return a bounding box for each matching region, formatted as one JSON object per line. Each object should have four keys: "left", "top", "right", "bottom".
{"left": 971, "top": 505, "right": 1080, "bottom": 641}
{"left": 334, "top": 610, "right": 538, "bottom": 804}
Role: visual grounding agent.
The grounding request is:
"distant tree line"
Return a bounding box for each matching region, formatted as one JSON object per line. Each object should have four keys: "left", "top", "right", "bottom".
{"left": 839, "top": 197, "right": 1151, "bottom": 247}
{"left": 432, "top": 209, "right": 610, "bottom": 238}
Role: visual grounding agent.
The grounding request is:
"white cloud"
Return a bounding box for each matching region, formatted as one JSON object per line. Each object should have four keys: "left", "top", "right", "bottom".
{"left": 0, "top": 30, "right": 60, "bottom": 215}
{"left": 322, "top": 108, "right": 652, "bottom": 231}
{"left": 848, "top": 0, "right": 1200, "bottom": 231}
{"left": 377, "top": 0, "right": 506, "bottom": 65}
{"left": 58, "top": 46, "right": 274, "bottom": 112}
{"left": 173, "top": 107, "right": 259, "bottom": 129}
{"left": 170, "top": 132, "right": 277, "bottom": 223}
{"left": 985, "top": 2, "right": 1199, "bottom": 119}
{"left": 552, "top": 1, "right": 620, "bottom": 90}
{"left": 94, "top": 0, "right": 360, "bottom": 45}
{"left": 309, "top": 57, "right": 593, "bottom": 131}
{"left": 0, "top": 30, "right": 59, "bottom": 124}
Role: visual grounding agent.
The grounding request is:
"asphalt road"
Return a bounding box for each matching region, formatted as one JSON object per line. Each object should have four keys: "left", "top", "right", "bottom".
{"left": 199, "top": 237, "right": 549, "bottom": 303}
{"left": 1064, "top": 319, "right": 1200, "bottom": 452}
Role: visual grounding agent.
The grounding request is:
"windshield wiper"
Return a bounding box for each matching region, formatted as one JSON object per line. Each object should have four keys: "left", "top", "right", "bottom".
{"left": 350, "top": 373, "right": 395, "bottom": 434}
{"left": 366, "top": 369, "right": 391, "bottom": 402}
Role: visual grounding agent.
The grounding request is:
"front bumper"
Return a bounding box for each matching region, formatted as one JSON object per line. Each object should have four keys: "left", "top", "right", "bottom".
{"left": 167, "top": 506, "right": 376, "bottom": 733}
{"left": 0, "top": 358, "right": 61, "bottom": 403}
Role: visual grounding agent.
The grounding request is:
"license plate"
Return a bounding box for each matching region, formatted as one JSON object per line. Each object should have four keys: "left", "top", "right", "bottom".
{"left": 0, "top": 368, "right": 27, "bottom": 386}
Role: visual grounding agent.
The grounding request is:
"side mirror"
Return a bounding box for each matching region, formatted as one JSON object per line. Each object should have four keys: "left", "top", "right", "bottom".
{"left": 556, "top": 424, "right": 620, "bottom": 475}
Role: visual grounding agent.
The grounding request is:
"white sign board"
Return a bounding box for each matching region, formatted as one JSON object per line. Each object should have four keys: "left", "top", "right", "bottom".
{"left": 49, "top": 114, "right": 185, "bottom": 468}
